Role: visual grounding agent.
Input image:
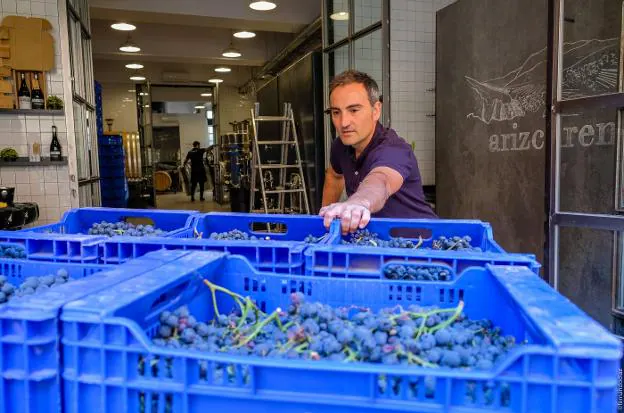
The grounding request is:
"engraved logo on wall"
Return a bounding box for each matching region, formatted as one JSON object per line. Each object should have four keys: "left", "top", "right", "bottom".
{"left": 464, "top": 38, "right": 618, "bottom": 152}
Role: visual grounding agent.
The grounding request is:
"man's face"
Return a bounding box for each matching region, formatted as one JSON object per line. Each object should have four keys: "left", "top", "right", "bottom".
{"left": 329, "top": 82, "right": 381, "bottom": 149}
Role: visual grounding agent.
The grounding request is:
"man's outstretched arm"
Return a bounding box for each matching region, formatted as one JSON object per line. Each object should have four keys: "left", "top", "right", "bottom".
{"left": 319, "top": 166, "right": 403, "bottom": 234}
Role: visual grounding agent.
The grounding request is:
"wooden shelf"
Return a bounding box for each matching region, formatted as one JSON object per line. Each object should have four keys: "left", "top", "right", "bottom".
{"left": 0, "top": 157, "right": 68, "bottom": 166}
{"left": 0, "top": 109, "right": 64, "bottom": 116}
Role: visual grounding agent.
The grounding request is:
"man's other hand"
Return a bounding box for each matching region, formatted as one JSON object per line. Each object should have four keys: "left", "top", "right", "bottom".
{"left": 319, "top": 200, "right": 371, "bottom": 235}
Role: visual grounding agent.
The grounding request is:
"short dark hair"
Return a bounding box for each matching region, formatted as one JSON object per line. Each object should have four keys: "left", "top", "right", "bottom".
{"left": 328, "top": 70, "right": 380, "bottom": 106}
{"left": 192, "top": 141, "right": 200, "bottom": 147}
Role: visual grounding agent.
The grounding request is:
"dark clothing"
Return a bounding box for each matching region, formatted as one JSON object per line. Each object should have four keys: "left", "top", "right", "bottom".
{"left": 185, "top": 148, "right": 207, "bottom": 183}
{"left": 330, "top": 122, "right": 437, "bottom": 219}
{"left": 190, "top": 180, "right": 205, "bottom": 201}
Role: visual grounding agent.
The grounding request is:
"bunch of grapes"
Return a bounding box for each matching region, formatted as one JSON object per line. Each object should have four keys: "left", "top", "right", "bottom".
{"left": 384, "top": 264, "right": 452, "bottom": 281}
{"left": 341, "top": 229, "right": 423, "bottom": 249}
{"left": 0, "top": 269, "right": 70, "bottom": 303}
{"left": 0, "top": 244, "right": 26, "bottom": 259}
{"left": 208, "top": 229, "right": 327, "bottom": 244}
{"left": 152, "top": 281, "right": 518, "bottom": 374}
{"left": 432, "top": 236, "right": 481, "bottom": 252}
{"left": 88, "top": 221, "right": 165, "bottom": 237}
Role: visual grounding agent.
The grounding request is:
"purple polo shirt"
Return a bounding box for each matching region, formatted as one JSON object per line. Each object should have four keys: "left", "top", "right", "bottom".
{"left": 330, "top": 123, "right": 437, "bottom": 219}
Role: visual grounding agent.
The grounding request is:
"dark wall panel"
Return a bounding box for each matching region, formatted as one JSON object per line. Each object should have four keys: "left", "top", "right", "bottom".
{"left": 257, "top": 52, "right": 325, "bottom": 213}
{"left": 436, "top": 0, "right": 548, "bottom": 261}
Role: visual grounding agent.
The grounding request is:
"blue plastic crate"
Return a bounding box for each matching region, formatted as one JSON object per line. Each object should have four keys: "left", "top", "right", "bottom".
{"left": 60, "top": 252, "right": 622, "bottom": 413}
{"left": 98, "top": 135, "right": 122, "bottom": 146}
{"left": 0, "top": 231, "right": 106, "bottom": 262}
{"left": 98, "top": 145, "right": 124, "bottom": 155}
{"left": 100, "top": 186, "right": 128, "bottom": 200}
{"left": 99, "top": 176, "right": 126, "bottom": 188}
{"left": 331, "top": 218, "right": 506, "bottom": 253}
{"left": 99, "top": 167, "right": 126, "bottom": 178}
{"left": 304, "top": 245, "right": 541, "bottom": 279}
{"left": 19, "top": 207, "right": 199, "bottom": 238}
{"left": 0, "top": 249, "right": 212, "bottom": 413}
{"left": 96, "top": 212, "right": 338, "bottom": 272}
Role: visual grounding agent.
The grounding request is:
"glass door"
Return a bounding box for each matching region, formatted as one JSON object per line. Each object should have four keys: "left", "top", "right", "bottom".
{"left": 548, "top": 0, "right": 624, "bottom": 334}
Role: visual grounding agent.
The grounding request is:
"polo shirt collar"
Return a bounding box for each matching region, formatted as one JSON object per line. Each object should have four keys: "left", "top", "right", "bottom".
{"left": 347, "top": 122, "right": 386, "bottom": 164}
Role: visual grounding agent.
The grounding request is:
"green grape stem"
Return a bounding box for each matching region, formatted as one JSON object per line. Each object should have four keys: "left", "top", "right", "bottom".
{"left": 343, "top": 346, "right": 359, "bottom": 362}
{"left": 427, "top": 301, "right": 465, "bottom": 334}
{"left": 236, "top": 309, "right": 281, "bottom": 347}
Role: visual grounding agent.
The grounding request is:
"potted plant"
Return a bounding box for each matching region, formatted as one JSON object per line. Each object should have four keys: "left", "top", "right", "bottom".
{"left": 46, "top": 95, "right": 64, "bottom": 110}
{"left": 0, "top": 148, "right": 18, "bottom": 161}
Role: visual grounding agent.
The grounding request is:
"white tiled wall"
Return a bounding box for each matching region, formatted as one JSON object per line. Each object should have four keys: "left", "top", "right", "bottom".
{"left": 0, "top": 0, "right": 74, "bottom": 224}
{"left": 390, "top": 0, "right": 439, "bottom": 186}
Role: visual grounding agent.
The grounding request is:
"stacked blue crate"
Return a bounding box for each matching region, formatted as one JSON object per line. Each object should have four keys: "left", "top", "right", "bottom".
{"left": 98, "top": 134, "right": 128, "bottom": 207}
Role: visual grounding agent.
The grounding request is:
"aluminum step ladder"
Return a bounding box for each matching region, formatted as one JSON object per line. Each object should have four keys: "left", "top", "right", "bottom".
{"left": 249, "top": 102, "right": 310, "bottom": 214}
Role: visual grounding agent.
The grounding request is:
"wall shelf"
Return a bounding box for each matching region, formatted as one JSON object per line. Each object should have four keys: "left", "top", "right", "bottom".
{"left": 0, "top": 109, "right": 64, "bottom": 116}
{"left": 0, "top": 157, "right": 68, "bottom": 167}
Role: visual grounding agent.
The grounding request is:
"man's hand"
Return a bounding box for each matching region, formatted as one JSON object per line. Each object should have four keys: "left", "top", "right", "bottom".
{"left": 319, "top": 200, "right": 371, "bottom": 235}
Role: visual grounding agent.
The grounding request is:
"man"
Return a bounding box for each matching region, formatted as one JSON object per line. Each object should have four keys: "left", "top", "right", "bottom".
{"left": 183, "top": 141, "right": 207, "bottom": 202}
{"left": 320, "top": 70, "right": 436, "bottom": 234}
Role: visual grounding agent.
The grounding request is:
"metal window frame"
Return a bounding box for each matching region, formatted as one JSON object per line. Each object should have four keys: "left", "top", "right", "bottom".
{"left": 547, "top": 0, "right": 624, "bottom": 318}
{"left": 321, "top": 0, "right": 390, "bottom": 167}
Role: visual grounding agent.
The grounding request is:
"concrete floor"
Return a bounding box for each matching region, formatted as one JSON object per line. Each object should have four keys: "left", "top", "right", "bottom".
{"left": 155, "top": 192, "right": 231, "bottom": 213}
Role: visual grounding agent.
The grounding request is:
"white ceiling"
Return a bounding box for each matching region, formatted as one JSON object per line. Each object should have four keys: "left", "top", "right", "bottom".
{"left": 90, "top": 0, "right": 321, "bottom": 87}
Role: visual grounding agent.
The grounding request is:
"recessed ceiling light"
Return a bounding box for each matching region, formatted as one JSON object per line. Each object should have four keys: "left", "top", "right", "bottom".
{"left": 330, "top": 11, "right": 349, "bottom": 20}
{"left": 234, "top": 30, "right": 256, "bottom": 39}
{"left": 111, "top": 22, "right": 136, "bottom": 31}
{"left": 214, "top": 67, "right": 231, "bottom": 73}
{"left": 130, "top": 75, "right": 146, "bottom": 81}
{"left": 125, "top": 63, "right": 144, "bottom": 69}
{"left": 209, "top": 79, "right": 223, "bottom": 83}
{"left": 144, "top": 104, "right": 150, "bottom": 108}
{"left": 249, "top": 1, "right": 276, "bottom": 11}
{"left": 139, "top": 92, "right": 149, "bottom": 96}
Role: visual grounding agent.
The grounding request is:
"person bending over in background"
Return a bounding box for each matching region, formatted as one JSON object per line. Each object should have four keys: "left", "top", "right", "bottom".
{"left": 184, "top": 141, "right": 207, "bottom": 202}
{"left": 321, "top": 70, "right": 437, "bottom": 234}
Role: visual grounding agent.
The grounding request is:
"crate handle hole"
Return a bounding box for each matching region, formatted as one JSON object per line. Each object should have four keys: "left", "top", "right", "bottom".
{"left": 249, "top": 222, "right": 287, "bottom": 235}
{"left": 122, "top": 216, "right": 156, "bottom": 227}
{"left": 389, "top": 227, "right": 432, "bottom": 239}
{"left": 149, "top": 281, "right": 190, "bottom": 313}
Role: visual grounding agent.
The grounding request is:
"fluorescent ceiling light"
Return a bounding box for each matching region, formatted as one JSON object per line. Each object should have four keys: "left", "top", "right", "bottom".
{"left": 144, "top": 104, "right": 150, "bottom": 108}
{"left": 221, "top": 44, "right": 241, "bottom": 58}
{"left": 209, "top": 79, "right": 223, "bottom": 83}
{"left": 234, "top": 31, "right": 256, "bottom": 39}
{"left": 125, "top": 63, "right": 144, "bottom": 69}
{"left": 214, "top": 67, "right": 231, "bottom": 73}
{"left": 127, "top": 89, "right": 135, "bottom": 92}
{"left": 139, "top": 92, "right": 149, "bottom": 96}
{"left": 130, "top": 75, "right": 146, "bottom": 81}
{"left": 330, "top": 11, "right": 349, "bottom": 20}
{"left": 249, "top": 1, "right": 276, "bottom": 11}
{"left": 111, "top": 22, "right": 136, "bottom": 31}
{"left": 119, "top": 36, "right": 140, "bottom": 53}
{"left": 201, "top": 92, "right": 212, "bottom": 97}
{"left": 194, "top": 105, "right": 205, "bottom": 109}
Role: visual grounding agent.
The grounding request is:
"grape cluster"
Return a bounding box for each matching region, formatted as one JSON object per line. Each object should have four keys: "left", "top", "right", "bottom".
{"left": 432, "top": 236, "right": 481, "bottom": 252}
{"left": 341, "top": 229, "right": 421, "bottom": 248}
{"left": 152, "top": 282, "right": 517, "bottom": 373}
{"left": 87, "top": 221, "right": 165, "bottom": 237}
{"left": 0, "top": 244, "right": 26, "bottom": 259}
{"left": 208, "top": 229, "right": 326, "bottom": 244}
{"left": 342, "top": 230, "right": 483, "bottom": 252}
{"left": 384, "top": 264, "right": 452, "bottom": 281}
{"left": 0, "top": 269, "right": 70, "bottom": 303}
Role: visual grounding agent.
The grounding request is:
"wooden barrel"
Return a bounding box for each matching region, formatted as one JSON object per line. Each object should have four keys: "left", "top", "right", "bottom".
{"left": 154, "top": 171, "right": 172, "bottom": 192}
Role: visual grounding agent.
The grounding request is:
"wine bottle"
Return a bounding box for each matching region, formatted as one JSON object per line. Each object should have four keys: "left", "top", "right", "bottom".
{"left": 31, "top": 73, "right": 44, "bottom": 110}
{"left": 50, "top": 125, "right": 62, "bottom": 161}
{"left": 18, "top": 73, "right": 31, "bottom": 110}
